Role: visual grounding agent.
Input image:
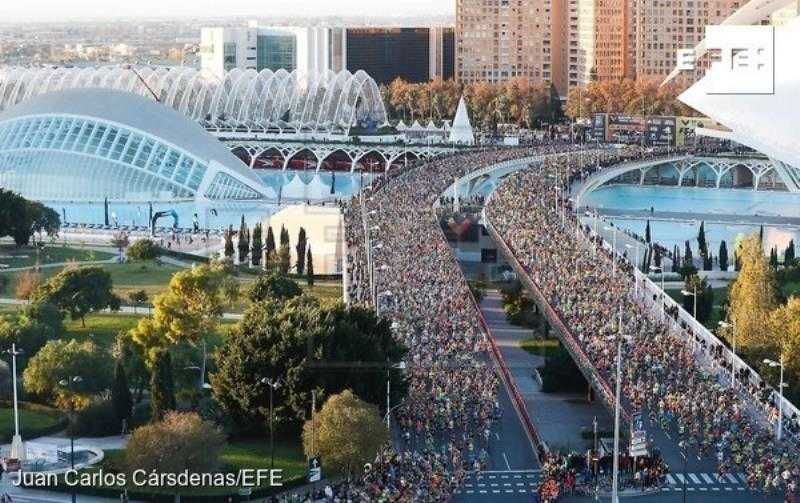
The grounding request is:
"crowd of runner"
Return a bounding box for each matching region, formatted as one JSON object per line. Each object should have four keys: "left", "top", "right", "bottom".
{"left": 485, "top": 148, "right": 800, "bottom": 499}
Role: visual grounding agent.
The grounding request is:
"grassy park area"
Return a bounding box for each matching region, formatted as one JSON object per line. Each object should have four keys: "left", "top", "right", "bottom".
{"left": 0, "top": 404, "right": 66, "bottom": 442}
{"left": 0, "top": 243, "right": 115, "bottom": 269}
{"left": 520, "top": 336, "right": 560, "bottom": 357}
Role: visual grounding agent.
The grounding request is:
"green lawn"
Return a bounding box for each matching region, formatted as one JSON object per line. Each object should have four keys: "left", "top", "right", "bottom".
{"left": 666, "top": 287, "right": 728, "bottom": 330}
{"left": 64, "top": 312, "right": 236, "bottom": 349}
{"left": 0, "top": 244, "right": 115, "bottom": 269}
{"left": 0, "top": 405, "right": 66, "bottom": 442}
{"left": 520, "top": 337, "right": 560, "bottom": 358}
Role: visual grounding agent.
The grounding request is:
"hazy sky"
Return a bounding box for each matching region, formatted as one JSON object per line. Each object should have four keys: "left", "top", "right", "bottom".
{"left": 0, "top": 0, "right": 455, "bottom": 22}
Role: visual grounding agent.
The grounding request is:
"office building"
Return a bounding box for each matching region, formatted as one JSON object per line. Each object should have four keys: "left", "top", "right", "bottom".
{"left": 345, "top": 27, "right": 454, "bottom": 84}
{"left": 200, "top": 25, "right": 345, "bottom": 79}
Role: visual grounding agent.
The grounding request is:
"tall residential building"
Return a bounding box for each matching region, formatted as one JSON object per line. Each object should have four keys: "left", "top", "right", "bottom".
{"left": 200, "top": 25, "right": 345, "bottom": 79}
{"left": 455, "top": 0, "right": 554, "bottom": 85}
{"left": 344, "top": 27, "right": 455, "bottom": 85}
{"left": 630, "top": 0, "right": 743, "bottom": 80}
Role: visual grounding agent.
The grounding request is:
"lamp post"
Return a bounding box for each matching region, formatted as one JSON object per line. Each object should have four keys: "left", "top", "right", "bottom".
{"left": 763, "top": 356, "right": 787, "bottom": 441}
{"left": 385, "top": 361, "right": 407, "bottom": 429}
{"left": 608, "top": 309, "right": 628, "bottom": 503}
{"left": 260, "top": 377, "right": 282, "bottom": 469}
{"left": 681, "top": 286, "right": 697, "bottom": 320}
{"left": 58, "top": 375, "right": 83, "bottom": 503}
{"left": 718, "top": 320, "right": 737, "bottom": 388}
{"left": 604, "top": 225, "right": 618, "bottom": 276}
{"left": 5, "top": 344, "right": 24, "bottom": 460}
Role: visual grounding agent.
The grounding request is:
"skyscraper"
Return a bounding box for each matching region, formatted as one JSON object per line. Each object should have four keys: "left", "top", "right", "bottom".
{"left": 455, "top": 0, "right": 554, "bottom": 85}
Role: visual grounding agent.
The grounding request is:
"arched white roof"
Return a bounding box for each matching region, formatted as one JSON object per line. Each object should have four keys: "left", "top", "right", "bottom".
{"left": 0, "top": 88, "right": 269, "bottom": 201}
{"left": 0, "top": 66, "right": 388, "bottom": 133}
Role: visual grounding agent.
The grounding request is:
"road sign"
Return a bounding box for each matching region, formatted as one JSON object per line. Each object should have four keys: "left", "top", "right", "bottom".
{"left": 630, "top": 430, "right": 648, "bottom": 457}
{"left": 308, "top": 456, "right": 322, "bottom": 483}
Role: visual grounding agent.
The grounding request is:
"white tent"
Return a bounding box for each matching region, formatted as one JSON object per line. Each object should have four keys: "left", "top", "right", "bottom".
{"left": 448, "top": 96, "right": 475, "bottom": 145}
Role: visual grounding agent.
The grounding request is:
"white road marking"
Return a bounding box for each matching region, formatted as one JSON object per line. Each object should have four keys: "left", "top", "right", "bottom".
{"left": 502, "top": 452, "right": 511, "bottom": 470}
{"left": 688, "top": 473, "right": 701, "bottom": 484}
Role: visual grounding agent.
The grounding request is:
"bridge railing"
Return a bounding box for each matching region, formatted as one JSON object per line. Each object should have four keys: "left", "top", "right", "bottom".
{"left": 430, "top": 205, "right": 548, "bottom": 461}
{"left": 483, "top": 211, "right": 632, "bottom": 425}
{"left": 634, "top": 268, "right": 800, "bottom": 444}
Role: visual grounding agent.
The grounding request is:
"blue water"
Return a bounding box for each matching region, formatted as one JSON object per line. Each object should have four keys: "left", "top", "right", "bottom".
{"left": 583, "top": 185, "right": 800, "bottom": 253}
{"left": 51, "top": 170, "right": 371, "bottom": 230}
{"left": 607, "top": 218, "right": 800, "bottom": 256}
{"left": 583, "top": 185, "right": 800, "bottom": 218}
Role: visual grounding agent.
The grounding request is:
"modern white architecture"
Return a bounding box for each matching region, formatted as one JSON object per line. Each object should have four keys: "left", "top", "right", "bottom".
{"left": 679, "top": 15, "right": 800, "bottom": 192}
{"left": 0, "top": 66, "right": 388, "bottom": 134}
{"left": 448, "top": 96, "right": 475, "bottom": 145}
{"left": 0, "top": 88, "right": 270, "bottom": 201}
{"left": 200, "top": 25, "right": 345, "bottom": 81}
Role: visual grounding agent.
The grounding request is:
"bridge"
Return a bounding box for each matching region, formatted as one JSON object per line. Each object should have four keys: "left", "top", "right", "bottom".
{"left": 219, "top": 136, "right": 460, "bottom": 172}
{"left": 573, "top": 154, "right": 800, "bottom": 208}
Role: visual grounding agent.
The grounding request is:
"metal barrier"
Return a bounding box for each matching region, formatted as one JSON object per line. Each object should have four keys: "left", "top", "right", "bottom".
{"left": 483, "top": 215, "right": 632, "bottom": 425}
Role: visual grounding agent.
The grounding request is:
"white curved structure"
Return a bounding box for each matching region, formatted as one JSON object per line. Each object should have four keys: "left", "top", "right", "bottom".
{"left": 678, "top": 15, "right": 800, "bottom": 192}
{"left": 0, "top": 88, "right": 269, "bottom": 202}
{"left": 0, "top": 66, "right": 388, "bottom": 134}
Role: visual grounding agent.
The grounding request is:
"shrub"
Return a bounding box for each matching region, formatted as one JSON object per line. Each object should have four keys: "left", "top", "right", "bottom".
{"left": 15, "top": 270, "right": 42, "bottom": 300}
{"left": 69, "top": 396, "right": 120, "bottom": 437}
{"left": 126, "top": 239, "right": 160, "bottom": 261}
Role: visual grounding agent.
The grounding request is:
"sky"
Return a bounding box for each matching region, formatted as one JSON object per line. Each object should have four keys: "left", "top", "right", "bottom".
{"left": 0, "top": 0, "right": 455, "bottom": 23}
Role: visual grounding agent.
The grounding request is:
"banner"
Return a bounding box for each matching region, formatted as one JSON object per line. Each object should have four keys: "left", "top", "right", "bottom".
{"left": 645, "top": 116, "right": 676, "bottom": 146}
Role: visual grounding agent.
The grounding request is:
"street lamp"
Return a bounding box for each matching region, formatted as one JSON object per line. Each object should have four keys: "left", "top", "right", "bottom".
{"left": 5, "top": 344, "right": 24, "bottom": 460}
{"left": 718, "top": 320, "right": 737, "bottom": 388}
{"left": 385, "top": 361, "right": 407, "bottom": 429}
{"left": 763, "top": 356, "right": 787, "bottom": 441}
{"left": 604, "top": 225, "right": 618, "bottom": 275}
{"left": 681, "top": 286, "right": 698, "bottom": 320}
{"left": 58, "top": 375, "right": 83, "bottom": 503}
{"left": 608, "top": 310, "right": 630, "bottom": 503}
{"left": 260, "top": 377, "right": 282, "bottom": 469}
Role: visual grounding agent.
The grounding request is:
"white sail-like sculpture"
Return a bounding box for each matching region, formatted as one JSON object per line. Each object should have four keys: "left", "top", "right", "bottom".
{"left": 448, "top": 96, "right": 475, "bottom": 145}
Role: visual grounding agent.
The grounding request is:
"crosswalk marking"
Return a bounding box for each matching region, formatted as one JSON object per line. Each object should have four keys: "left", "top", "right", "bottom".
{"left": 688, "top": 473, "right": 702, "bottom": 484}
{"left": 726, "top": 473, "right": 740, "bottom": 484}
{"left": 701, "top": 473, "right": 714, "bottom": 484}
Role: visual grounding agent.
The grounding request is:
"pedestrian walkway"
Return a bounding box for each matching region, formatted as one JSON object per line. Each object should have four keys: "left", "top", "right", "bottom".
{"left": 456, "top": 470, "right": 540, "bottom": 497}
{"left": 662, "top": 472, "right": 750, "bottom": 493}
{"left": 479, "top": 291, "right": 612, "bottom": 452}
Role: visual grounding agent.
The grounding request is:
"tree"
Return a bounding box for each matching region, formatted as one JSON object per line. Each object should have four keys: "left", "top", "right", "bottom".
{"left": 302, "top": 390, "right": 389, "bottom": 477}
{"left": 769, "top": 297, "right": 800, "bottom": 374}
{"left": 211, "top": 297, "right": 406, "bottom": 429}
{"left": 296, "top": 227, "right": 307, "bottom": 274}
{"left": 224, "top": 225, "right": 234, "bottom": 259}
{"left": 110, "top": 232, "right": 130, "bottom": 258}
{"left": 0, "top": 189, "right": 60, "bottom": 246}
{"left": 278, "top": 243, "right": 291, "bottom": 274}
{"left": 265, "top": 226, "right": 276, "bottom": 267}
{"left": 0, "top": 302, "right": 64, "bottom": 356}
{"left": 129, "top": 263, "right": 232, "bottom": 365}
{"left": 15, "top": 270, "right": 42, "bottom": 300}
{"left": 31, "top": 266, "right": 120, "bottom": 327}
{"left": 770, "top": 247, "right": 779, "bottom": 270}
{"left": 248, "top": 272, "right": 302, "bottom": 303}
{"left": 697, "top": 221, "right": 708, "bottom": 261}
{"left": 125, "top": 412, "right": 225, "bottom": 501}
{"left": 306, "top": 248, "right": 315, "bottom": 287}
{"left": 251, "top": 223, "right": 263, "bottom": 267}
{"left": 719, "top": 240, "right": 729, "bottom": 271}
{"left": 728, "top": 235, "right": 778, "bottom": 348}
{"left": 126, "top": 239, "right": 159, "bottom": 261}
{"left": 237, "top": 215, "right": 249, "bottom": 264}
{"left": 150, "top": 349, "right": 176, "bottom": 421}
{"left": 645, "top": 220, "right": 651, "bottom": 243}
{"left": 128, "top": 290, "right": 148, "bottom": 314}
{"left": 22, "top": 339, "right": 112, "bottom": 407}
{"left": 111, "top": 359, "right": 133, "bottom": 428}
{"left": 785, "top": 239, "right": 796, "bottom": 267}
{"left": 112, "top": 332, "right": 149, "bottom": 404}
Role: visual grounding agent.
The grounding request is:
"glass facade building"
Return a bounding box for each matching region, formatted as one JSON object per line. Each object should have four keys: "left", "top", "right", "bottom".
{"left": 0, "top": 88, "right": 269, "bottom": 202}
{"left": 257, "top": 35, "right": 296, "bottom": 72}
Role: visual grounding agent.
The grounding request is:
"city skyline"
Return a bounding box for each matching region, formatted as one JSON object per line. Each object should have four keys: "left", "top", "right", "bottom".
{"left": 0, "top": 0, "right": 456, "bottom": 23}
